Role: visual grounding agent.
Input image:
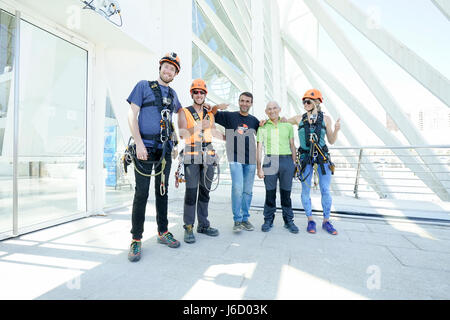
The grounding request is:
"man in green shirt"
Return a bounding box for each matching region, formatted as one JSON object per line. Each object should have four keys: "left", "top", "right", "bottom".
{"left": 257, "top": 101, "right": 299, "bottom": 233}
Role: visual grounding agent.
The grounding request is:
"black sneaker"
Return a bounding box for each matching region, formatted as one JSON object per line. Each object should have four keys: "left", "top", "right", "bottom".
{"left": 284, "top": 221, "right": 299, "bottom": 234}
{"left": 261, "top": 220, "right": 273, "bottom": 232}
{"left": 197, "top": 225, "right": 219, "bottom": 237}
{"left": 233, "top": 222, "right": 243, "bottom": 233}
{"left": 184, "top": 224, "right": 196, "bottom": 243}
{"left": 128, "top": 240, "right": 142, "bottom": 262}
{"left": 241, "top": 221, "right": 255, "bottom": 231}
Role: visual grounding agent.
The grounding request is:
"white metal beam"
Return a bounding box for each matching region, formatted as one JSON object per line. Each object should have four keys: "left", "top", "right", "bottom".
{"left": 192, "top": 34, "right": 248, "bottom": 92}
{"left": 232, "top": 0, "right": 251, "bottom": 36}
{"left": 431, "top": 0, "right": 450, "bottom": 20}
{"left": 282, "top": 31, "right": 450, "bottom": 200}
{"left": 324, "top": 0, "right": 450, "bottom": 108}
{"left": 217, "top": 0, "right": 251, "bottom": 55}
{"left": 195, "top": 0, "right": 252, "bottom": 78}
{"left": 303, "top": 0, "right": 450, "bottom": 200}
{"left": 251, "top": 0, "right": 266, "bottom": 120}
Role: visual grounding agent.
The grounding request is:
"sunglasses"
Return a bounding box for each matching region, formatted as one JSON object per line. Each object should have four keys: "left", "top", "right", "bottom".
{"left": 303, "top": 99, "right": 313, "bottom": 105}
{"left": 192, "top": 90, "right": 206, "bottom": 95}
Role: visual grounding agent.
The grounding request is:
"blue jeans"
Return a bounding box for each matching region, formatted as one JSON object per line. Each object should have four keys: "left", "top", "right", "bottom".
{"left": 300, "top": 163, "right": 332, "bottom": 219}
{"left": 229, "top": 162, "right": 256, "bottom": 222}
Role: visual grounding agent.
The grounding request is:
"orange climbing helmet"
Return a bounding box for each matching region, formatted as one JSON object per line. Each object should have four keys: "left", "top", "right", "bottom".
{"left": 159, "top": 52, "right": 180, "bottom": 73}
{"left": 190, "top": 78, "right": 208, "bottom": 94}
{"left": 302, "top": 89, "right": 323, "bottom": 103}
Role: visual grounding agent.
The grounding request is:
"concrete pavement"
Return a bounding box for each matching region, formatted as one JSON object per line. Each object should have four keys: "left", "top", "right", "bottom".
{"left": 1, "top": 183, "right": 450, "bottom": 300}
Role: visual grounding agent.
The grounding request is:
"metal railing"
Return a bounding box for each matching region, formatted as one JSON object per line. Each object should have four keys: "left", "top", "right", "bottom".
{"left": 306, "top": 145, "right": 450, "bottom": 201}
{"left": 218, "top": 145, "right": 450, "bottom": 202}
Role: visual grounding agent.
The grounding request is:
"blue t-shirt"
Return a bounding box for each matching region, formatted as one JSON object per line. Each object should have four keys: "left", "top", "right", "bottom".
{"left": 127, "top": 80, "right": 182, "bottom": 148}
{"left": 215, "top": 111, "right": 260, "bottom": 164}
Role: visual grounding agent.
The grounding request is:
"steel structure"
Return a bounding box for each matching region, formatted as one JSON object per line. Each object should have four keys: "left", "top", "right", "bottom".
{"left": 191, "top": 0, "right": 450, "bottom": 201}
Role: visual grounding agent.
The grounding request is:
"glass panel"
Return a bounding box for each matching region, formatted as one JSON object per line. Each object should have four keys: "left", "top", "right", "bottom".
{"left": 104, "top": 93, "right": 134, "bottom": 209}
{"left": 0, "top": 9, "right": 15, "bottom": 235}
{"left": 17, "top": 19, "right": 87, "bottom": 229}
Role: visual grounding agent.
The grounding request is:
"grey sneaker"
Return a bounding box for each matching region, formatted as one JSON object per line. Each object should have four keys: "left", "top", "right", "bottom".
{"left": 233, "top": 222, "right": 243, "bottom": 232}
{"left": 184, "top": 224, "right": 196, "bottom": 243}
{"left": 128, "top": 240, "right": 142, "bottom": 262}
{"left": 241, "top": 221, "right": 254, "bottom": 231}
{"left": 157, "top": 231, "right": 181, "bottom": 248}
{"left": 197, "top": 225, "right": 219, "bottom": 237}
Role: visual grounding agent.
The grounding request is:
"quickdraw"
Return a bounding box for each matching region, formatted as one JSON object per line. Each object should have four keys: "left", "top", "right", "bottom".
{"left": 174, "top": 150, "right": 185, "bottom": 188}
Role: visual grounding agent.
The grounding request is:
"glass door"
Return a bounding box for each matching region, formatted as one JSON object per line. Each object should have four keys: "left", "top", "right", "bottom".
{"left": 16, "top": 19, "right": 88, "bottom": 231}
{"left": 0, "top": 10, "right": 15, "bottom": 236}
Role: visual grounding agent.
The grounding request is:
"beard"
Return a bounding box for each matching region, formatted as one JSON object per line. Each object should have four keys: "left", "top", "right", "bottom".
{"left": 240, "top": 106, "right": 250, "bottom": 113}
{"left": 159, "top": 72, "right": 174, "bottom": 84}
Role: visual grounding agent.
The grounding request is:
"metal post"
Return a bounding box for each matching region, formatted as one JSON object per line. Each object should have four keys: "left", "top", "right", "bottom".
{"left": 12, "top": 10, "right": 20, "bottom": 236}
{"left": 353, "top": 148, "right": 363, "bottom": 199}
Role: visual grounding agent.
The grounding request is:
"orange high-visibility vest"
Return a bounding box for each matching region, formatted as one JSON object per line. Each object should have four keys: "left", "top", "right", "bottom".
{"left": 182, "top": 106, "right": 214, "bottom": 154}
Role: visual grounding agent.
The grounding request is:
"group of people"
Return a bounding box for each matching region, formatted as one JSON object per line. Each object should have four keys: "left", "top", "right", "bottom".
{"left": 126, "top": 52, "right": 341, "bottom": 262}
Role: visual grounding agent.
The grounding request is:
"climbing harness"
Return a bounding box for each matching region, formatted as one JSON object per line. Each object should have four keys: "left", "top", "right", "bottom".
{"left": 295, "top": 112, "right": 335, "bottom": 185}
{"left": 122, "top": 82, "right": 177, "bottom": 196}
{"left": 175, "top": 105, "right": 220, "bottom": 192}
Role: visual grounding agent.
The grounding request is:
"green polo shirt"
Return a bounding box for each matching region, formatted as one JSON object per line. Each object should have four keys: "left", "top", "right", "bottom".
{"left": 257, "top": 118, "right": 294, "bottom": 155}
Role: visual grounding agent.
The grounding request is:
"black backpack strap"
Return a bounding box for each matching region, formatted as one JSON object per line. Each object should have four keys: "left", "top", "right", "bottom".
{"left": 187, "top": 106, "right": 208, "bottom": 123}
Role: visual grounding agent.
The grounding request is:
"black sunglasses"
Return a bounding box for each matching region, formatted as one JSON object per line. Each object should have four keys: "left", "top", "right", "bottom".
{"left": 193, "top": 90, "right": 206, "bottom": 95}
{"left": 303, "top": 99, "right": 313, "bottom": 105}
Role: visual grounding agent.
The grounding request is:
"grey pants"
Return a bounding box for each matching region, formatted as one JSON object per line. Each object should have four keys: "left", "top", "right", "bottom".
{"left": 183, "top": 163, "right": 215, "bottom": 227}
{"left": 263, "top": 155, "right": 296, "bottom": 223}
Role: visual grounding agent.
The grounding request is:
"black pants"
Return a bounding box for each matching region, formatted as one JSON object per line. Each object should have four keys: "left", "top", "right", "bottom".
{"left": 183, "top": 163, "right": 214, "bottom": 227}
{"left": 263, "top": 155, "right": 296, "bottom": 224}
{"left": 130, "top": 148, "right": 172, "bottom": 240}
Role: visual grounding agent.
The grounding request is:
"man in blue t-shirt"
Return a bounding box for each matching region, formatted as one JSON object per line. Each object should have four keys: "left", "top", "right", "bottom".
{"left": 126, "top": 52, "right": 183, "bottom": 262}
{"left": 212, "top": 92, "right": 260, "bottom": 232}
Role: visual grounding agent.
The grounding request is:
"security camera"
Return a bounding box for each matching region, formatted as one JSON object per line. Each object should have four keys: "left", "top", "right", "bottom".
{"left": 81, "top": 0, "right": 122, "bottom": 26}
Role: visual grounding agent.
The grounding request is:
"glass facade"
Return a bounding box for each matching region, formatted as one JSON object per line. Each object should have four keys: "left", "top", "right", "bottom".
{"left": 0, "top": 9, "right": 88, "bottom": 237}
{"left": 0, "top": 9, "right": 14, "bottom": 235}
{"left": 103, "top": 93, "right": 134, "bottom": 209}
{"left": 192, "top": 0, "right": 252, "bottom": 110}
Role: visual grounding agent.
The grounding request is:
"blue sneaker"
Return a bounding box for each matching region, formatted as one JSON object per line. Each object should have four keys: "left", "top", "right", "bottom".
{"left": 322, "top": 221, "right": 338, "bottom": 235}
{"left": 307, "top": 220, "right": 316, "bottom": 234}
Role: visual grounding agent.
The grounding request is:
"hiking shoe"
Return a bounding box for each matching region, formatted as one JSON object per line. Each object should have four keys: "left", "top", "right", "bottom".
{"left": 322, "top": 221, "right": 338, "bottom": 235}
{"left": 157, "top": 231, "right": 180, "bottom": 248}
{"left": 307, "top": 220, "right": 316, "bottom": 234}
{"left": 284, "top": 221, "right": 299, "bottom": 234}
{"left": 197, "top": 225, "right": 219, "bottom": 237}
{"left": 184, "top": 224, "right": 196, "bottom": 243}
{"left": 128, "top": 240, "right": 142, "bottom": 262}
{"left": 261, "top": 220, "right": 273, "bottom": 232}
{"left": 241, "top": 220, "right": 255, "bottom": 231}
{"left": 233, "top": 221, "right": 243, "bottom": 232}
